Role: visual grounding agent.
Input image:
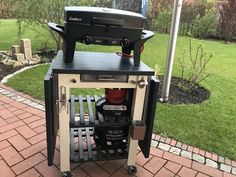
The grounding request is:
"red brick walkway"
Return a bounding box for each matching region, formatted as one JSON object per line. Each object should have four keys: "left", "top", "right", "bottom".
{"left": 0, "top": 86, "right": 235, "bottom": 177}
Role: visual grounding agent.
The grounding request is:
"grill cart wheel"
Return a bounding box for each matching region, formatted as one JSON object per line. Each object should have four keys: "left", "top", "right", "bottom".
{"left": 63, "top": 171, "right": 73, "bottom": 177}
{"left": 127, "top": 165, "right": 137, "bottom": 175}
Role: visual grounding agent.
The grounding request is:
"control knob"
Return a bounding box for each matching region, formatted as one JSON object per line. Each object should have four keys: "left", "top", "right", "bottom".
{"left": 121, "top": 38, "right": 130, "bottom": 47}
{"left": 83, "top": 36, "right": 93, "bottom": 45}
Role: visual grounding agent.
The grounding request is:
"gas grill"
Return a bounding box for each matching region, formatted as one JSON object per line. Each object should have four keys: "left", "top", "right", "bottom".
{"left": 48, "top": 6, "right": 154, "bottom": 65}
{"left": 45, "top": 6, "right": 159, "bottom": 177}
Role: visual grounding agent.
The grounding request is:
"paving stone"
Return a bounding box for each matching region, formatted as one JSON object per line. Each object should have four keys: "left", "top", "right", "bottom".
{"left": 220, "top": 164, "right": 232, "bottom": 173}
{"left": 16, "top": 125, "right": 37, "bottom": 138}
{"left": 12, "top": 153, "right": 46, "bottom": 175}
{"left": 225, "top": 158, "right": 232, "bottom": 166}
{"left": 205, "top": 151, "right": 212, "bottom": 159}
{"left": 193, "top": 147, "right": 200, "bottom": 154}
{"left": 111, "top": 166, "right": 134, "bottom": 177}
{"left": 151, "top": 140, "right": 159, "bottom": 147}
{"left": 35, "top": 160, "right": 61, "bottom": 177}
{"left": 232, "top": 161, "right": 236, "bottom": 167}
{"left": 0, "top": 140, "right": 10, "bottom": 150}
{"left": 8, "top": 134, "right": 31, "bottom": 151}
{"left": 17, "top": 168, "right": 41, "bottom": 177}
{"left": 212, "top": 153, "right": 218, "bottom": 161}
{"left": 28, "top": 119, "right": 45, "bottom": 129}
{"left": 0, "top": 120, "right": 25, "bottom": 133}
{"left": 20, "top": 140, "right": 46, "bottom": 158}
{"left": 155, "top": 167, "right": 175, "bottom": 177}
{"left": 181, "top": 144, "right": 188, "bottom": 150}
{"left": 34, "top": 125, "right": 46, "bottom": 133}
{"left": 0, "top": 160, "right": 15, "bottom": 177}
{"left": 0, "top": 129, "right": 18, "bottom": 141}
{"left": 181, "top": 150, "right": 192, "bottom": 160}
{"left": 80, "top": 162, "right": 110, "bottom": 177}
{"left": 136, "top": 151, "right": 152, "bottom": 166}
{"left": 219, "top": 156, "right": 225, "bottom": 163}
{"left": 223, "top": 172, "right": 236, "bottom": 177}
{"left": 0, "top": 109, "right": 14, "bottom": 119}
{"left": 164, "top": 161, "right": 182, "bottom": 173}
{"left": 136, "top": 165, "right": 154, "bottom": 177}
{"left": 163, "top": 151, "right": 191, "bottom": 167}
{"left": 193, "top": 153, "right": 205, "bottom": 164}
{"left": 199, "top": 150, "right": 206, "bottom": 156}
{"left": 102, "top": 160, "right": 125, "bottom": 174}
{"left": 0, "top": 117, "right": 7, "bottom": 127}
{"left": 72, "top": 166, "right": 88, "bottom": 177}
{"left": 169, "top": 147, "right": 181, "bottom": 155}
{"left": 165, "top": 138, "right": 172, "bottom": 144}
{"left": 192, "top": 161, "right": 223, "bottom": 177}
{"left": 178, "top": 166, "right": 197, "bottom": 177}
{"left": 170, "top": 140, "right": 177, "bottom": 146}
{"left": 176, "top": 142, "right": 182, "bottom": 148}
{"left": 160, "top": 136, "right": 166, "bottom": 142}
{"left": 196, "top": 173, "right": 210, "bottom": 177}
{"left": 232, "top": 167, "right": 236, "bottom": 175}
{"left": 150, "top": 147, "right": 164, "bottom": 157}
{"left": 205, "top": 158, "right": 218, "bottom": 169}
{"left": 158, "top": 142, "right": 171, "bottom": 151}
{"left": 0, "top": 146, "right": 23, "bottom": 166}
{"left": 154, "top": 135, "right": 161, "bottom": 141}
{"left": 187, "top": 146, "right": 194, "bottom": 152}
{"left": 152, "top": 134, "right": 155, "bottom": 139}
{"left": 23, "top": 115, "right": 41, "bottom": 124}
{"left": 144, "top": 156, "right": 167, "bottom": 174}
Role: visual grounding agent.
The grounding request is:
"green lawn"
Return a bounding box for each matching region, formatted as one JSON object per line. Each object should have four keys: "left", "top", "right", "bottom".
{"left": 2, "top": 19, "right": 236, "bottom": 160}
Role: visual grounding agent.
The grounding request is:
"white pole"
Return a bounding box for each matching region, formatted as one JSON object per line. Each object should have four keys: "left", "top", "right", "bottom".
{"left": 161, "top": 0, "right": 183, "bottom": 102}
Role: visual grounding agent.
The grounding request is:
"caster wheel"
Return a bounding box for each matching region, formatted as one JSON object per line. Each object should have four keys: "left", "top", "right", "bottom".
{"left": 63, "top": 171, "right": 73, "bottom": 177}
{"left": 128, "top": 165, "right": 137, "bottom": 175}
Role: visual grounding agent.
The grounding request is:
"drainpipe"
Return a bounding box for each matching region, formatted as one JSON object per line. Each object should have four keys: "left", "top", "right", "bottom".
{"left": 113, "top": 0, "right": 116, "bottom": 8}
{"left": 141, "top": 0, "right": 147, "bottom": 16}
{"left": 161, "top": 0, "right": 183, "bottom": 102}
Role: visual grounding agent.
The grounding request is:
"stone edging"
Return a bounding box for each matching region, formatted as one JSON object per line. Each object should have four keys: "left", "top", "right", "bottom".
{"left": 0, "top": 84, "right": 235, "bottom": 176}
{"left": 0, "top": 63, "right": 49, "bottom": 84}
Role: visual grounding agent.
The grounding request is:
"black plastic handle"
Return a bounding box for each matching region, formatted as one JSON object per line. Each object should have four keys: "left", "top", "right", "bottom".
{"left": 48, "top": 22, "right": 66, "bottom": 38}
{"left": 92, "top": 17, "right": 124, "bottom": 26}
{"left": 142, "top": 30, "right": 155, "bottom": 41}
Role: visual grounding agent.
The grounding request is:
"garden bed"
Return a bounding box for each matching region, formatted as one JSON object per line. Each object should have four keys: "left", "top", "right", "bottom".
{"left": 158, "top": 76, "right": 210, "bottom": 104}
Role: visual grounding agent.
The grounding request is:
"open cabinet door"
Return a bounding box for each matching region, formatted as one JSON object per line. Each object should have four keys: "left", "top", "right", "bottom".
{"left": 44, "top": 67, "right": 59, "bottom": 166}
{"left": 139, "top": 76, "right": 160, "bottom": 158}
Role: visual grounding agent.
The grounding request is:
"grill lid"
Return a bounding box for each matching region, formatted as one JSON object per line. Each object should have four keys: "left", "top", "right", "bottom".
{"left": 64, "top": 6, "right": 145, "bottom": 28}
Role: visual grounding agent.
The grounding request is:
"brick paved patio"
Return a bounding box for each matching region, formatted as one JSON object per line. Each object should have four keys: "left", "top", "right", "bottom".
{"left": 0, "top": 84, "right": 235, "bottom": 177}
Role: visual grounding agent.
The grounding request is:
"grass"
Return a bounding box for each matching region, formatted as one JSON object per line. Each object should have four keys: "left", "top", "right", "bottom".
{"left": 2, "top": 19, "right": 236, "bottom": 160}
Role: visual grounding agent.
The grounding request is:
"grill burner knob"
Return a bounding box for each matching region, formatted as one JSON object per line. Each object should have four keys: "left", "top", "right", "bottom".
{"left": 121, "top": 38, "right": 130, "bottom": 47}
{"left": 83, "top": 36, "right": 93, "bottom": 45}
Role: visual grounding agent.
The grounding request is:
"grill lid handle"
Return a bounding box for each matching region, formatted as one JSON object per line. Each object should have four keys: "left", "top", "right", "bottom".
{"left": 92, "top": 17, "right": 124, "bottom": 26}
{"left": 48, "top": 22, "right": 67, "bottom": 38}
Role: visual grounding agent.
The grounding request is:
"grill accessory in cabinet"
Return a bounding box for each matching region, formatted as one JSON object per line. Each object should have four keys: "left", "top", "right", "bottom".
{"left": 48, "top": 6, "right": 154, "bottom": 65}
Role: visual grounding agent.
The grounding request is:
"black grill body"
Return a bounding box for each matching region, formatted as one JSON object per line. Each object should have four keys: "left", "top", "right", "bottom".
{"left": 48, "top": 6, "right": 154, "bottom": 65}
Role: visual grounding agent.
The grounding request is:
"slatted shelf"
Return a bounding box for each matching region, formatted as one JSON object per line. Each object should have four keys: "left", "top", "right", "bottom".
{"left": 70, "top": 127, "right": 128, "bottom": 163}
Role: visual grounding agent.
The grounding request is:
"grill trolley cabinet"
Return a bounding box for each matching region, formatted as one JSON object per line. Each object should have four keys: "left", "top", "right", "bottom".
{"left": 44, "top": 51, "right": 159, "bottom": 177}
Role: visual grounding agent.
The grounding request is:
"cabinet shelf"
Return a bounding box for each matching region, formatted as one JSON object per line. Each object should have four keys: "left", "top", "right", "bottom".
{"left": 69, "top": 95, "right": 131, "bottom": 128}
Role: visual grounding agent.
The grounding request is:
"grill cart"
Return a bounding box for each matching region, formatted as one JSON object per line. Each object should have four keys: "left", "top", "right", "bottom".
{"left": 45, "top": 6, "right": 159, "bottom": 177}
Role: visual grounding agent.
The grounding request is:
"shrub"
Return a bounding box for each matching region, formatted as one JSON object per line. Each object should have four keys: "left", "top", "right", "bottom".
{"left": 191, "top": 8, "right": 218, "bottom": 39}
{"left": 154, "top": 6, "right": 172, "bottom": 33}
{"left": 177, "top": 39, "right": 213, "bottom": 92}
